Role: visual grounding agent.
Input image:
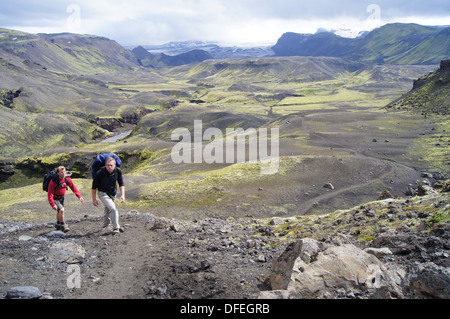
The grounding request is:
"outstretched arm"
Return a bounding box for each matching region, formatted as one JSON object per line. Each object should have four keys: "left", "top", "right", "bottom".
{"left": 67, "top": 178, "right": 84, "bottom": 203}
{"left": 119, "top": 186, "right": 125, "bottom": 203}
{"left": 48, "top": 180, "right": 58, "bottom": 210}
{"left": 92, "top": 189, "right": 98, "bottom": 207}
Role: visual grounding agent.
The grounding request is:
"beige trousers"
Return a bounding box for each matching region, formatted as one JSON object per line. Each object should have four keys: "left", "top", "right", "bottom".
{"left": 98, "top": 191, "right": 120, "bottom": 230}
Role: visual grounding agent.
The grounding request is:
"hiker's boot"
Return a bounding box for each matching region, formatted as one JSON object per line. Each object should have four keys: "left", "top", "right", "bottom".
{"left": 113, "top": 227, "right": 124, "bottom": 234}
{"left": 61, "top": 223, "right": 70, "bottom": 233}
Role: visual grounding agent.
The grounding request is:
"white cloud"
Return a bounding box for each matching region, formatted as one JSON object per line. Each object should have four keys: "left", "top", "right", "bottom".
{"left": 388, "top": 15, "right": 450, "bottom": 26}
{"left": 1, "top": 0, "right": 449, "bottom": 46}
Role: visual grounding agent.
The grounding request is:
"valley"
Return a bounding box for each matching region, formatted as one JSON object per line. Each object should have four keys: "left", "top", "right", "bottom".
{"left": 0, "top": 25, "right": 449, "bottom": 300}
{"left": 0, "top": 50, "right": 446, "bottom": 222}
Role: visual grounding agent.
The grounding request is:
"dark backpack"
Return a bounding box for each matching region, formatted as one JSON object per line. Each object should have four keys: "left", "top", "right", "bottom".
{"left": 43, "top": 170, "right": 68, "bottom": 192}
{"left": 91, "top": 153, "right": 122, "bottom": 178}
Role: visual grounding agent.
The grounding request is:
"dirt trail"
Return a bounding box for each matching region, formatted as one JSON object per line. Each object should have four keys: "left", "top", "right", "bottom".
{"left": 294, "top": 118, "right": 427, "bottom": 214}
{"left": 298, "top": 160, "right": 395, "bottom": 214}
{"left": 0, "top": 213, "right": 280, "bottom": 299}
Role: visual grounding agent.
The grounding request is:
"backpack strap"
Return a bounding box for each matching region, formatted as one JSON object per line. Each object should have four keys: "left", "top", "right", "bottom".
{"left": 53, "top": 176, "right": 69, "bottom": 190}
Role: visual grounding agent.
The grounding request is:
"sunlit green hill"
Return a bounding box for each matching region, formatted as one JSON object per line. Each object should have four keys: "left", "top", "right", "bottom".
{"left": 272, "top": 23, "right": 448, "bottom": 65}
{"left": 358, "top": 23, "right": 448, "bottom": 65}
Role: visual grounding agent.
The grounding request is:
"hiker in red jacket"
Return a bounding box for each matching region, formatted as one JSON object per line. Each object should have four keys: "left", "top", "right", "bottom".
{"left": 48, "top": 166, "right": 84, "bottom": 232}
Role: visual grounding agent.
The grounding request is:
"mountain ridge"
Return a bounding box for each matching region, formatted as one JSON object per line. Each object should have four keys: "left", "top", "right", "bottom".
{"left": 0, "top": 29, "right": 138, "bottom": 74}
{"left": 132, "top": 46, "right": 213, "bottom": 67}
{"left": 130, "top": 23, "right": 449, "bottom": 66}
{"left": 1, "top": 22, "right": 448, "bottom": 71}
{"left": 272, "top": 23, "right": 449, "bottom": 65}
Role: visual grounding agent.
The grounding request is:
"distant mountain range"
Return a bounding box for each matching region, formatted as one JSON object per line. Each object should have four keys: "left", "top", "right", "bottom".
{"left": 0, "top": 25, "right": 444, "bottom": 158}
{"left": 130, "top": 23, "right": 449, "bottom": 67}
{"left": 133, "top": 40, "right": 275, "bottom": 59}
{"left": 272, "top": 23, "right": 449, "bottom": 65}
{"left": 131, "top": 46, "right": 214, "bottom": 67}
{"left": 0, "top": 22, "right": 448, "bottom": 70}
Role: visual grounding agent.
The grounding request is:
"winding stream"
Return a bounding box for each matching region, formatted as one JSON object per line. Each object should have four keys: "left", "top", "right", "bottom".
{"left": 100, "top": 130, "right": 133, "bottom": 143}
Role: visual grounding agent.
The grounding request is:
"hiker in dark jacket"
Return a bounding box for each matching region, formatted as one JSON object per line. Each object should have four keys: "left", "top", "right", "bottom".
{"left": 92, "top": 157, "right": 125, "bottom": 233}
{"left": 48, "top": 166, "right": 84, "bottom": 232}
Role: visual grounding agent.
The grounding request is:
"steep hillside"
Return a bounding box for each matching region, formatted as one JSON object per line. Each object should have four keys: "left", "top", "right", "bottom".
{"left": 0, "top": 29, "right": 179, "bottom": 157}
{"left": 131, "top": 46, "right": 155, "bottom": 67}
{"left": 0, "top": 29, "right": 138, "bottom": 74}
{"left": 150, "top": 49, "right": 213, "bottom": 67}
{"left": 386, "top": 60, "right": 450, "bottom": 115}
{"left": 393, "top": 27, "right": 450, "bottom": 65}
{"left": 357, "top": 23, "right": 445, "bottom": 64}
{"left": 0, "top": 105, "right": 106, "bottom": 159}
{"left": 132, "top": 46, "right": 213, "bottom": 67}
{"left": 0, "top": 50, "right": 171, "bottom": 125}
{"left": 0, "top": 28, "right": 161, "bottom": 117}
{"left": 272, "top": 32, "right": 356, "bottom": 58}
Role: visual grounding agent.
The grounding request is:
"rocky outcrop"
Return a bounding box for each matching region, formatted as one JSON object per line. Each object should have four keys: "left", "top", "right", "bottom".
{"left": 261, "top": 221, "right": 450, "bottom": 299}
{"left": 262, "top": 236, "right": 407, "bottom": 299}
{"left": 120, "top": 107, "right": 154, "bottom": 125}
{"left": 93, "top": 117, "right": 123, "bottom": 131}
{"left": 387, "top": 59, "right": 450, "bottom": 115}
{"left": 440, "top": 59, "right": 450, "bottom": 72}
{"left": 88, "top": 107, "right": 155, "bottom": 130}
{"left": 0, "top": 89, "right": 21, "bottom": 108}
{"left": 258, "top": 180, "right": 450, "bottom": 299}
{"left": 0, "top": 159, "right": 15, "bottom": 182}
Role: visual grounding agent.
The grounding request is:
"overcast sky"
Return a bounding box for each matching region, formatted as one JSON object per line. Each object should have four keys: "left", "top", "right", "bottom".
{"left": 1, "top": 0, "right": 449, "bottom": 46}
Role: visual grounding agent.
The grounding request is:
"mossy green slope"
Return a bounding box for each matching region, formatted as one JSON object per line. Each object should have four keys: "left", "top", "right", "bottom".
{"left": 387, "top": 60, "right": 450, "bottom": 115}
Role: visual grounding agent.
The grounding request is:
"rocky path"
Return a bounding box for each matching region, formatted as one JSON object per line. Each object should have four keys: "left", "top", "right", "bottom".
{"left": 1, "top": 188, "right": 449, "bottom": 300}
{"left": 0, "top": 212, "right": 280, "bottom": 299}
{"left": 1, "top": 178, "right": 449, "bottom": 301}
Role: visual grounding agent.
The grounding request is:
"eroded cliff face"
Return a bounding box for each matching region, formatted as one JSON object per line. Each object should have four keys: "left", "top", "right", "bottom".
{"left": 388, "top": 59, "right": 450, "bottom": 115}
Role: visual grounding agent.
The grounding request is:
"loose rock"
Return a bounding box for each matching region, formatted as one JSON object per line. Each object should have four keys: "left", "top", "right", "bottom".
{"left": 49, "top": 241, "right": 86, "bottom": 264}
{"left": 6, "top": 286, "right": 42, "bottom": 299}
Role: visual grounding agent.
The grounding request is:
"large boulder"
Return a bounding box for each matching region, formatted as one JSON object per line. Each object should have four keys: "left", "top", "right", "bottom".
{"left": 49, "top": 241, "right": 86, "bottom": 264}
{"left": 270, "top": 238, "right": 324, "bottom": 291}
{"left": 263, "top": 237, "right": 407, "bottom": 299}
